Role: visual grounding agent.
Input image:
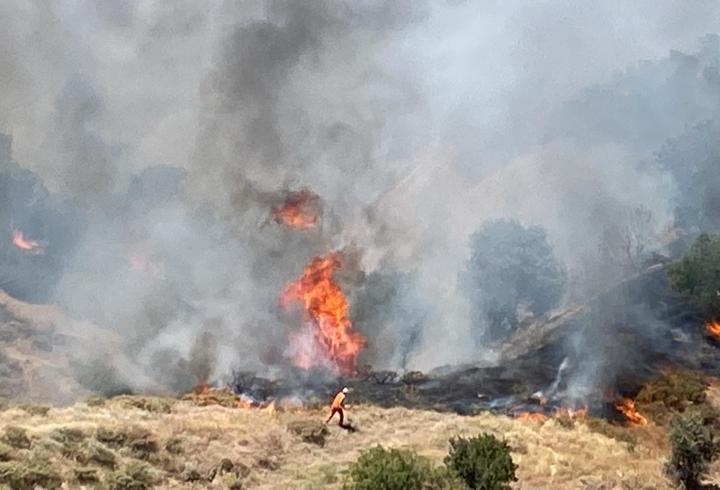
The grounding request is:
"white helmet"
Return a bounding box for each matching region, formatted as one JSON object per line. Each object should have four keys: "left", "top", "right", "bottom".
{"left": 342, "top": 387, "right": 349, "bottom": 394}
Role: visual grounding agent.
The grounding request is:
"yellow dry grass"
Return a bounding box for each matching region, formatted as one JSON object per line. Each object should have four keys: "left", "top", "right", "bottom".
{"left": 0, "top": 398, "right": 680, "bottom": 489}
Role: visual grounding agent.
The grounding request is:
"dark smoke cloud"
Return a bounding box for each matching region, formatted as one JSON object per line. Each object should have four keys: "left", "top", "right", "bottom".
{"left": 0, "top": 0, "right": 718, "bottom": 397}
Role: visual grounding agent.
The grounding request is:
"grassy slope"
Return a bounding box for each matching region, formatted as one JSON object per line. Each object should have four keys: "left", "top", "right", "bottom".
{"left": 0, "top": 397, "right": 679, "bottom": 489}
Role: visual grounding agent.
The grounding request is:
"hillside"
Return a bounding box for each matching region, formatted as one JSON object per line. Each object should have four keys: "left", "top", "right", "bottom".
{"left": 0, "top": 393, "right": 703, "bottom": 489}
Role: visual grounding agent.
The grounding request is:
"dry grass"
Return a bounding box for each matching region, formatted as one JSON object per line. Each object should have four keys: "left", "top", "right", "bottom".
{"left": 0, "top": 396, "right": 686, "bottom": 489}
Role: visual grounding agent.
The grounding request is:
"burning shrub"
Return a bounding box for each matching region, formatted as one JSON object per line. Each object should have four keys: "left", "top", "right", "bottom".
{"left": 463, "top": 220, "right": 566, "bottom": 342}
{"left": 346, "top": 446, "right": 464, "bottom": 490}
{"left": 271, "top": 189, "right": 320, "bottom": 229}
{"left": 444, "top": 434, "right": 517, "bottom": 490}
{"left": 668, "top": 233, "right": 720, "bottom": 319}
{"left": 280, "top": 253, "right": 366, "bottom": 374}
{"left": 665, "top": 411, "right": 719, "bottom": 489}
{"left": 0, "top": 138, "right": 85, "bottom": 303}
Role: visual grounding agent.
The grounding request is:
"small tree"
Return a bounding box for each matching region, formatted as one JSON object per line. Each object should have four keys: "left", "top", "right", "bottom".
{"left": 600, "top": 205, "right": 657, "bottom": 272}
{"left": 346, "top": 446, "right": 464, "bottom": 490}
{"left": 668, "top": 233, "right": 720, "bottom": 319}
{"left": 665, "top": 411, "right": 719, "bottom": 489}
{"left": 444, "top": 434, "right": 517, "bottom": 490}
{"left": 463, "top": 220, "right": 566, "bottom": 342}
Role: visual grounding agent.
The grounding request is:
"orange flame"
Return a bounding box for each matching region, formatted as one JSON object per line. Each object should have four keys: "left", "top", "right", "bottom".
{"left": 11, "top": 229, "right": 44, "bottom": 255}
{"left": 555, "top": 405, "right": 588, "bottom": 420}
{"left": 706, "top": 320, "right": 720, "bottom": 338}
{"left": 235, "top": 397, "right": 255, "bottom": 409}
{"left": 193, "top": 382, "right": 211, "bottom": 395}
{"left": 264, "top": 400, "right": 277, "bottom": 415}
{"left": 515, "top": 412, "right": 548, "bottom": 423}
{"left": 280, "top": 253, "right": 365, "bottom": 374}
{"left": 272, "top": 190, "right": 319, "bottom": 229}
{"left": 615, "top": 398, "right": 648, "bottom": 426}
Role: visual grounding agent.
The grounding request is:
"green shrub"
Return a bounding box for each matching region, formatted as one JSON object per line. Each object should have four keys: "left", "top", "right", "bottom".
{"left": 585, "top": 417, "right": 636, "bottom": 447}
{"left": 346, "top": 446, "right": 464, "bottom": 490}
{"left": 96, "top": 427, "right": 128, "bottom": 447}
{"left": 2, "top": 426, "right": 30, "bottom": 449}
{"left": 668, "top": 233, "right": 720, "bottom": 318}
{"left": 444, "top": 434, "right": 517, "bottom": 490}
{"left": 74, "top": 466, "right": 100, "bottom": 483}
{"left": 635, "top": 372, "right": 708, "bottom": 425}
{"left": 0, "top": 461, "right": 62, "bottom": 490}
{"left": 49, "top": 427, "right": 86, "bottom": 446}
{"left": 0, "top": 442, "right": 13, "bottom": 462}
{"left": 18, "top": 404, "right": 50, "bottom": 417}
{"left": 107, "top": 461, "right": 158, "bottom": 490}
{"left": 287, "top": 420, "right": 329, "bottom": 447}
{"left": 665, "top": 411, "right": 719, "bottom": 489}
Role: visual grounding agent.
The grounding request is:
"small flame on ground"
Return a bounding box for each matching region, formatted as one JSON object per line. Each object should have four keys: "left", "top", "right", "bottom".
{"left": 11, "top": 229, "right": 45, "bottom": 255}
{"left": 280, "top": 253, "right": 366, "bottom": 374}
{"left": 188, "top": 384, "right": 306, "bottom": 412}
{"left": 615, "top": 398, "right": 648, "bottom": 426}
{"left": 264, "top": 400, "right": 277, "bottom": 415}
{"left": 235, "top": 396, "right": 255, "bottom": 409}
{"left": 515, "top": 412, "right": 548, "bottom": 423}
{"left": 194, "top": 382, "right": 211, "bottom": 395}
{"left": 271, "top": 190, "right": 320, "bottom": 229}
{"left": 554, "top": 406, "right": 588, "bottom": 420}
{"left": 513, "top": 403, "right": 586, "bottom": 424}
{"left": 706, "top": 320, "right": 720, "bottom": 338}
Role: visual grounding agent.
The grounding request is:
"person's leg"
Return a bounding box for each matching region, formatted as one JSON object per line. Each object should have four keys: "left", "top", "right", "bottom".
{"left": 338, "top": 408, "right": 344, "bottom": 427}
{"left": 325, "top": 408, "right": 336, "bottom": 424}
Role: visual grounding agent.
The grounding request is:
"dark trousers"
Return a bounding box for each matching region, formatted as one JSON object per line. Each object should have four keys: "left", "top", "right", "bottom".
{"left": 326, "top": 407, "right": 344, "bottom": 426}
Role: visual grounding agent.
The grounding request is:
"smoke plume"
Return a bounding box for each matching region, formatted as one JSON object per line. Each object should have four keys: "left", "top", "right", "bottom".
{"left": 0, "top": 0, "right": 718, "bottom": 397}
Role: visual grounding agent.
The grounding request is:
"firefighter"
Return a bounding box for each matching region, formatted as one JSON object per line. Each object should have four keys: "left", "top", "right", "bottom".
{"left": 325, "top": 387, "right": 349, "bottom": 426}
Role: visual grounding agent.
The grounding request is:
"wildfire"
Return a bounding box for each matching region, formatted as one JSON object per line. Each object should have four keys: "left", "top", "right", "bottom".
{"left": 193, "top": 382, "right": 211, "bottom": 395}
{"left": 264, "top": 400, "right": 277, "bottom": 415}
{"left": 515, "top": 412, "right": 548, "bottom": 423}
{"left": 706, "top": 320, "right": 720, "bottom": 338}
{"left": 271, "top": 190, "right": 320, "bottom": 229}
{"left": 280, "top": 253, "right": 366, "bottom": 374}
{"left": 555, "top": 405, "right": 588, "bottom": 420}
{"left": 615, "top": 398, "right": 648, "bottom": 426}
{"left": 11, "top": 229, "right": 44, "bottom": 255}
{"left": 235, "top": 395, "right": 257, "bottom": 409}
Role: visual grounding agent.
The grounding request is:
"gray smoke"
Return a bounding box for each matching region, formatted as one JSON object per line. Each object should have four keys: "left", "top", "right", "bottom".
{"left": 0, "top": 0, "right": 718, "bottom": 396}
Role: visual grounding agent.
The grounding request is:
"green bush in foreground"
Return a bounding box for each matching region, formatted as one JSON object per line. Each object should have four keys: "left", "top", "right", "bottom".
{"left": 346, "top": 446, "right": 464, "bottom": 490}
{"left": 444, "top": 434, "right": 517, "bottom": 490}
{"left": 665, "top": 411, "right": 719, "bottom": 489}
